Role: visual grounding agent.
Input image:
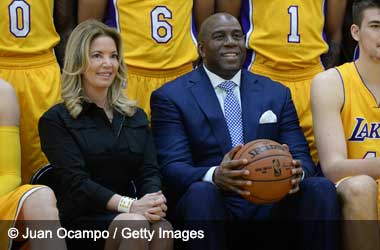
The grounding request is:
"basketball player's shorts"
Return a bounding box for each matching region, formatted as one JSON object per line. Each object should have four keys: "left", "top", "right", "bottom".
{"left": 0, "top": 185, "right": 43, "bottom": 250}
{"left": 0, "top": 52, "right": 61, "bottom": 183}
{"left": 126, "top": 63, "right": 193, "bottom": 119}
{"left": 250, "top": 64, "right": 323, "bottom": 165}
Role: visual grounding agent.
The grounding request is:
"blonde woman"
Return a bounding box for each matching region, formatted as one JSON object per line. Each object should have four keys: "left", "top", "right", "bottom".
{"left": 0, "top": 79, "right": 66, "bottom": 250}
{"left": 38, "top": 20, "right": 172, "bottom": 250}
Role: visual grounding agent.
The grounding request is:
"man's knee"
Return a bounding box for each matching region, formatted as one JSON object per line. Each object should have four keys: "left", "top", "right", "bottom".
{"left": 299, "top": 177, "right": 339, "bottom": 212}
{"left": 22, "top": 187, "right": 59, "bottom": 220}
{"left": 337, "top": 175, "right": 377, "bottom": 203}
{"left": 178, "top": 182, "right": 224, "bottom": 220}
{"left": 185, "top": 182, "right": 223, "bottom": 204}
{"left": 25, "top": 187, "right": 57, "bottom": 207}
{"left": 301, "top": 177, "right": 336, "bottom": 196}
{"left": 187, "top": 181, "right": 219, "bottom": 196}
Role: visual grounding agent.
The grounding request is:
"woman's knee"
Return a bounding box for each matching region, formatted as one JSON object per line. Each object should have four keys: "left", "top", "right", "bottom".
{"left": 111, "top": 213, "right": 150, "bottom": 231}
{"left": 151, "top": 219, "right": 173, "bottom": 232}
{"left": 106, "top": 213, "right": 151, "bottom": 249}
{"left": 151, "top": 220, "right": 173, "bottom": 249}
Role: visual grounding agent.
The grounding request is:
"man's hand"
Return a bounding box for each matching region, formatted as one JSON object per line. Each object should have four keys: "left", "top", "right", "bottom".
{"left": 281, "top": 144, "right": 303, "bottom": 195}
{"left": 289, "top": 160, "right": 303, "bottom": 194}
{"left": 213, "top": 144, "right": 251, "bottom": 195}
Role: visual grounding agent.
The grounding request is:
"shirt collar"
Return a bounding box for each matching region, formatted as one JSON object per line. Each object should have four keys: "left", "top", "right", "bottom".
{"left": 80, "top": 100, "right": 123, "bottom": 125}
{"left": 81, "top": 100, "right": 97, "bottom": 114}
{"left": 203, "top": 64, "right": 241, "bottom": 89}
{"left": 81, "top": 100, "right": 113, "bottom": 116}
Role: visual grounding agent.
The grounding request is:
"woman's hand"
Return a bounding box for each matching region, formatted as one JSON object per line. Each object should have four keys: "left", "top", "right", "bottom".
{"left": 130, "top": 191, "right": 167, "bottom": 222}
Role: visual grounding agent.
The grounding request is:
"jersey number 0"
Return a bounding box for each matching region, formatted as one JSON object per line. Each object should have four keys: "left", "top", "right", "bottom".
{"left": 8, "top": 0, "right": 31, "bottom": 38}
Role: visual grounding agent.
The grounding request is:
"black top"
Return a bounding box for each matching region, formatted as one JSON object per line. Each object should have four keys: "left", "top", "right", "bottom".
{"left": 39, "top": 102, "right": 161, "bottom": 222}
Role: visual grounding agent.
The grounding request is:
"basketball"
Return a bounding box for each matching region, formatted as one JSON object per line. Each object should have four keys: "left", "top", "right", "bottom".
{"left": 233, "top": 139, "right": 294, "bottom": 204}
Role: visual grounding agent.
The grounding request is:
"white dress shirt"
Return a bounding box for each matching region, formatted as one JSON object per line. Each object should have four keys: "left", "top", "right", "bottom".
{"left": 202, "top": 65, "right": 242, "bottom": 184}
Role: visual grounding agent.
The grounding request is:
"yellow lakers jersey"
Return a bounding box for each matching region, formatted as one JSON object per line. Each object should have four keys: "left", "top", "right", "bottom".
{"left": 242, "top": 0, "right": 327, "bottom": 76}
{"left": 0, "top": 0, "right": 60, "bottom": 56}
{"left": 105, "top": 0, "right": 198, "bottom": 70}
{"left": 337, "top": 62, "right": 380, "bottom": 159}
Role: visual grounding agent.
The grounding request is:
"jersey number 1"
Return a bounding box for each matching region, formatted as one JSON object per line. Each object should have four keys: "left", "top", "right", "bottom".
{"left": 363, "top": 152, "right": 377, "bottom": 159}
{"left": 8, "top": 0, "right": 31, "bottom": 38}
{"left": 287, "top": 5, "right": 300, "bottom": 43}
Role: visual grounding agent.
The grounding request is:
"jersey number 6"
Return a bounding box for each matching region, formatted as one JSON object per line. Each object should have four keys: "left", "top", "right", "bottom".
{"left": 150, "top": 6, "right": 173, "bottom": 44}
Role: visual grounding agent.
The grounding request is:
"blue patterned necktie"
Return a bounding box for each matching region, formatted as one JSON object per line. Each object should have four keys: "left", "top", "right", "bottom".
{"left": 218, "top": 80, "right": 244, "bottom": 147}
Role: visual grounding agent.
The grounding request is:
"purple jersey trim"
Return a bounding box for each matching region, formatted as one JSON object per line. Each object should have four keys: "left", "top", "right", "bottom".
{"left": 243, "top": 49, "right": 253, "bottom": 70}
{"left": 240, "top": 0, "right": 252, "bottom": 69}
{"left": 240, "top": 0, "right": 251, "bottom": 36}
{"left": 105, "top": 0, "right": 117, "bottom": 28}
{"left": 322, "top": 0, "right": 327, "bottom": 42}
{"left": 320, "top": 0, "right": 327, "bottom": 67}
{"left": 191, "top": 8, "right": 197, "bottom": 37}
{"left": 353, "top": 45, "right": 360, "bottom": 60}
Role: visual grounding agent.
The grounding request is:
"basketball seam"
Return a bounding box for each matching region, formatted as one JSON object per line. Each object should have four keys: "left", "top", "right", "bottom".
{"left": 248, "top": 176, "right": 293, "bottom": 182}
{"left": 247, "top": 154, "right": 292, "bottom": 163}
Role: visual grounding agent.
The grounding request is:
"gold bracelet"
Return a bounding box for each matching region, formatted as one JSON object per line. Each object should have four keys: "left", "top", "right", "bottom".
{"left": 117, "top": 196, "right": 136, "bottom": 213}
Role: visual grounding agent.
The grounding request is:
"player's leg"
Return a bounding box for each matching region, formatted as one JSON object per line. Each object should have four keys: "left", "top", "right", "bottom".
{"left": 337, "top": 175, "right": 380, "bottom": 250}
{"left": 18, "top": 187, "right": 67, "bottom": 250}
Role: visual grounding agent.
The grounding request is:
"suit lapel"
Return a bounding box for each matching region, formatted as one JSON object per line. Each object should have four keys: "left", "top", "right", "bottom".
{"left": 240, "top": 70, "right": 262, "bottom": 143}
{"left": 188, "top": 67, "right": 232, "bottom": 154}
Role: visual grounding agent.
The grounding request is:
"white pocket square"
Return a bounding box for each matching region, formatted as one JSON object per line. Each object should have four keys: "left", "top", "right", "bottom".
{"left": 259, "top": 110, "right": 277, "bottom": 124}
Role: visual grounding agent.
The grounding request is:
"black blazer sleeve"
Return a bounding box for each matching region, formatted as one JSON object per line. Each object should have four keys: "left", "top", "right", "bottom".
{"left": 278, "top": 87, "right": 316, "bottom": 178}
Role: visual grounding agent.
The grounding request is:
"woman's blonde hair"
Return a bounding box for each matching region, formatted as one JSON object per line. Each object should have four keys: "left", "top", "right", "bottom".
{"left": 61, "top": 20, "right": 136, "bottom": 118}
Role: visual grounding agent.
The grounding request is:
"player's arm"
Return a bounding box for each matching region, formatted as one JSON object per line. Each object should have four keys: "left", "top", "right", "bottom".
{"left": 194, "top": 0, "right": 215, "bottom": 36}
{"left": 0, "top": 80, "right": 19, "bottom": 127}
{"left": 77, "top": 0, "right": 108, "bottom": 23}
{"left": 311, "top": 69, "right": 380, "bottom": 182}
{"left": 54, "top": 0, "right": 76, "bottom": 66}
{"left": 323, "top": 0, "right": 347, "bottom": 68}
{"left": 216, "top": 0, "right": 242, "bottom": 19}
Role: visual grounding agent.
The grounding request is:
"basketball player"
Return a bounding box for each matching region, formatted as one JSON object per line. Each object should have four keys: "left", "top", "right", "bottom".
{"left": 0, "top": 0, "right": 74, "bottom": 184}
{"left": 0, "top": 79, "right": 66, "bottom": 250}
{"left": 218, "top": 0, "right": 347, "bottom": 165}
{"left": 78, "top": 0, "right": 214, "bottom": 118}
{"left": 311, "top": 1, "right": 380, "bottom": 249}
